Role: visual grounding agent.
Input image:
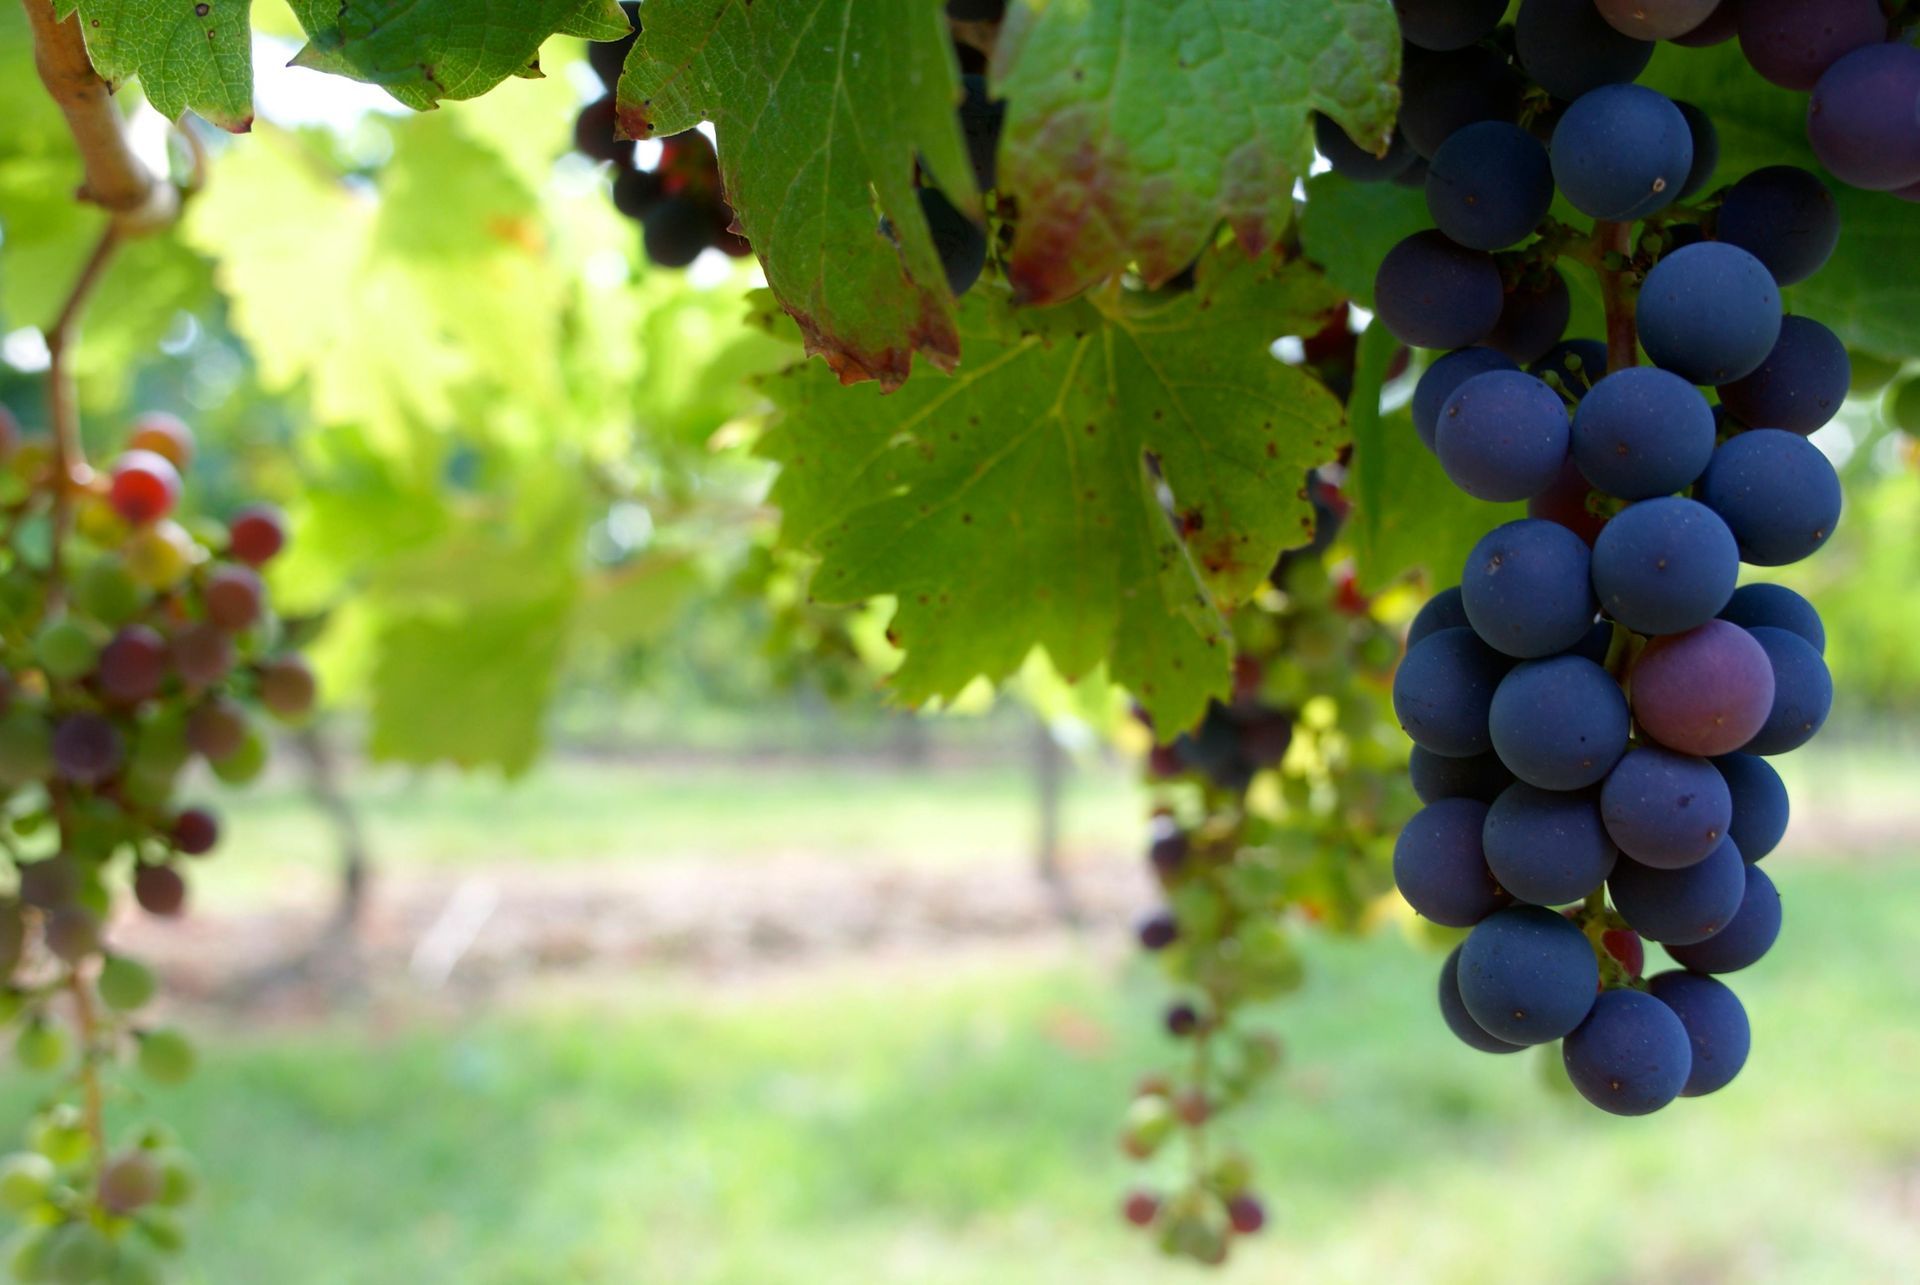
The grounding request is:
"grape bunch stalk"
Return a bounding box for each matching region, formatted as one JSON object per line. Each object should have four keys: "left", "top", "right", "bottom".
{"left": 0, "top": 402, "right": 313, "bottom": 1277}
{"left": 1120, "top": 470, "right": 1412, "bottom": 1261}
{"left": 1363, "top": 0, "right": 1866, "bottom": 1115}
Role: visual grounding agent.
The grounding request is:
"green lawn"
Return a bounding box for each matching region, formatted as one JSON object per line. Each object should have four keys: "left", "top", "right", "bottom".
{"left": 7, "top": 858, "right": 1914, "bottom": 1284}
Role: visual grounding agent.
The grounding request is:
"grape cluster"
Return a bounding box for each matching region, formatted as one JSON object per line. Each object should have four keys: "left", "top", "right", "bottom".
{"left": 0, "top": 404, "right": 309, "bottom": 1271}
{"left": 577, "top": 5, "right": 752, "bottom": 268}
{"left": 1366, "top": 1, "right": 1862, "bottom": 1115}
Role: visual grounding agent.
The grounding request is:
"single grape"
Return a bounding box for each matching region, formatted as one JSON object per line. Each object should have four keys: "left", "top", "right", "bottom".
{"left": 1807, "top": 44, "right": 1920, "bottom": 192}
{"left": 204, "top": 563, "right": 265, "bottom": 632}
{"left": 97, "top": 1149, "right": 162, "bottom": 1215}
{"left": 1590, "top": 497, "right": 1739, "bottom": 636}
{"left": 35, "top": 618, "right": 103, "bottom": 683}
{"left": 51, "top": 713, "right": 123, "bottom": 785}
{"left": 171, "top": 806, "right": 219, "bottom": 856}
{"left": 1714, "top": 751, "right": 1790, "bottom": 861}
{"left": 1438, "top": 945, "right": 1528, "bottom": 1055}
{"left": 1529, "top": 339, "right": 1610, "bottom": 401}
{"left": 1717, "top": 317, "right": 1849, "bottom": 435}
{"left": 98, "top": 955, "right": 157, "bottom": 1011}
{"left": 1483, "top": 783, "right": 1618, "bottom": 906}
{"left": 1714, "top": 166, "right": 1839, "bottom": 287}
{"left": 1647, "top": 970, "right": 1749, "bottom": 1097}
{"left": 73, "top": 557, "right": 145, "bottom": 626}
{"left": 260, "top": 655, "right": 319, "bottom": 721}
{"left": 1637, "top": 243, "right": 1783, "bottom": 384}
{"left": 1226, "top": 1194, "right": 1266, "bottom": 1236}
{"left": 1570, "top": 367, "right": 1715, "bottom": 500}
{"left": 1122, "top": 1190, "right": 1160, "bottom": 1228}
{"left": 1630, "top": 620, "right": 1775, "bottom": 757}
{"left": 1426, "top": 122, "right": 1555, "bottom": 251}
{"left": 1412, "top": 349, "right": 1519, "bottom": 452}
{"left": 1562, "top": 988, "right": 1692, "bottom": 1115}
{"left": 137, "top": 1029, "right": 197, "bottom": 1085}
{"left": 1549, "top": 84, "right": 1692, "bottom": 222}
{"left": 1460, "top": 519, "right": 1597, "bottom": 659}
{"left": 1671, "top": 0, "right": 1737, "bottom": 46}
{"left": 44, "top": 905, "right": 101, "bottom": 963}
{"left": 1136, "top": 910, "right": 1178, "bottom": 951}
{"left": 612, "top": 167, "right": 665, "bottom": 221}
{"left": 1736, "top": 0, "right": 1885, "bottom": 92}
{"left": 227, "top": 504, "right": 287, "bottom": 565}
{"left": 1485, "top": 269, "right": 1572, "bottom": 365}
{"left": 1600, "top": 745, "right": 1732, "bottom": 869}
{"left": 16, "top": 856, "right": 77, "bottom": 911}
{"left": 1893, "top": 377, "right": 1920, "bottom": 433}
{"left": 0, "top": 1153, "right": 54, "bottom": 1216}
{"left": 1394, "top": 0, "right": 1507, "bottom": 50}
{"left": 1699, "top": 429, "right": 1842, "bottom": 566}
{"left": 97, "top": 625, "right": 168, "bottom": 704}
{"left": 1488, "top": 655, "right": 1629, "bottom": 791}
{"left": 643, "top": 196, "right": 716, "bottom": 268}
{"left": 917, "top": 187, "right": 988, "bottom": 297}
{"left": 1665, "top": 863, "right": 1781, "bottom": 972}
{"left": 14, "top": 1021, "right": 67, "bottom": 1072}
{"left": 1313, "top": 115, "right": 1416, "bottom": 183}
{"left": 1847, "top": 350, "right": 1902, "bottom": 396}
{"left": 1392, "top": 627, "right": 1512, "bottom": 758}
{"left": 186, "top": 697, "right": 248, "bottom": 761}
{"left": 1742, "top": 625, "right": 1832, "bottom": 755}
{"left": 1408, "top": 585, "right": 1472, "bottom": 646}
{"left": 1527, "top": 458, "right": 1609, "bottom": 547}
{"left": 133, "top": 863, "right": 187, "bottom": 917}
{"left": 1374, "top": 231, "right": 1504, "bottom": 351}
{"left": 125, "top": 521, "right": 197, "bottom": 590}
{"left": 1611, "top": 834, "right": 1747, "bottom": 944}
{"left": 210, "top": 725, "right": 269, "bottom": 785}
{"left": 1435, "top": 370, "right": 1570, "bottom": 502}
{"left": 127, "top": 411, "right": 195, "bottom": 471}
{"left": 1398, "top": 44, "right": 1527, "bottom": 160}
{"left": 1515, "top": 0, "right": 1653, "bottom": 102}
{"left": 1410, "top": 746, "right": 1515, "bottom": 805}
{"left": 1456, "top": 904, "right": 1599, "bottom": 1045}
{"left": 171, "top": 622, "right": 235, "bottom": 687}
{"left": 573, "top": 96, "right": 634, "bottom": 167}
{"left": 1594, "top": 0, "right": 1721, "bottom": 40}
{"left": 1394, "top": 797, "right": 1507, "bottom": 927}
{"left": 109, "top": 450, "right": 182, "bottom": 526}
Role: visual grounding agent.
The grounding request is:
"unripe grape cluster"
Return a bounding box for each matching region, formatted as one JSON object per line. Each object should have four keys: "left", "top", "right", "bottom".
{"left": 1353, "top": 0, "right": 1874, "bottom": 1115}
{"left": 0, "top": 402, "right": 310, "bottom": 1270}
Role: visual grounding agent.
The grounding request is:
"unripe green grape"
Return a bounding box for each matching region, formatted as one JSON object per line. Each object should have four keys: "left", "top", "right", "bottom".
{"left": 40, "top": 1219, "right": 114, "bottom": 1285}
{"left": 152, "top": 1153, "right": 195, "bottom": 1208}
{"left": 96, "top": 1149, "right": 161, "bottom": 1214}
{"left": 208, "top": 726, "right": 267, "bottom": 785}
{"left": 29, "top": 1106, "right": 90, "bottom": 1167}
{"left": 1890, "top": 377, "right": 1920, "bottom": 435}
{"left": 7, "top": 1226, "right": 53, "bottom": 1282}
{"left": 1849, "top": 351, "right": 1902, "bottom": 395}
{"left": 0, "top": 712, "right": 53, "bottom": 787}
{"left": 98, "top": 956, "right": 156, "bottom": 1011}
{"left": 15, "top": 1020, "right": 67, "bottom": 1073}
{"left": 0, "top": 1153, "right": 55, "bottom": 1215}
{"left": 72, "top": 557, "right": 145, "bottom": 627}
{"left": 137, "top": 1029, "right": 195, "bottom": 1085}
{"left": 1120, "top": 1094, "right": 1176, "bottom": 1158}
{"left": 32, "top": 620, "right": 101, "bottom": 683}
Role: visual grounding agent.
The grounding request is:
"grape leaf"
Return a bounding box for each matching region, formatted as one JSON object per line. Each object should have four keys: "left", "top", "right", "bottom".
{"left": 761, "top": 257, "right": 1347, "bottom": 730}
{"left": 286, "top": 0, "right": 629, "bottom": 111}
{"left": 993, "top": 0, "right": 1401, "bottom": 306}
{"left": 618, "top": 0, "right": 978, "bottom": 390}
{"left": 53, "top": 0, "right": 253, "bottom": 131}
{"left": 1351, "top": 406, "right": 1521, "bottom": 595}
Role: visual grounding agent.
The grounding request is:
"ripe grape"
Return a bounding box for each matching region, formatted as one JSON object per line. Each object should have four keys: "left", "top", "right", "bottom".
{"left": 97, "top": 1150, "right": 161, "bottom": 1215}
{"left": 612, "top": 167, "right": 665, "bottom": 220}
{"left": 1673, "top": 101, "right": 1720, "bottom": 201}
{"left": 1398, "top": 44, "right": 1527, "bottom": 160}
{"left": 44, "top": 905, "right": 102, "bottom": 963}
{"left": 51, "top": 713, "right": 124, "bottom": 785}
{"left": 1699, "top": 429, "right": 1842, "bottom": 566}
{"left": 1483, "top": 783, "right": 1618, "bottom": 906}
{"left": 917, "top": 187, "right": 988, "bottom": 297}
{"left": 1589, "top": 497, "right": 1739, "bottom": 636}
{"left": 1528, "top": 338, "right": 1610, "bottom": 401}
{"left": 1392, "top": 627, "right": 1512, "bottom": 758}
{"left": 1136, "top": 910, "right": 1178, "bottom": 951}
{"left": 1373, "top": 231, "right": 1504, "bottom": 351}
{"left": 1123, "top": 1191, "right": 1160, "bottom": 1228}
{"left": 1394, "top": 0, "right": 1507, "bottom": 51}
{"left": 1671, "top": 0, "right": 1737, "bottom": 47}
{"left": 171, "top": 807, "right": 219, "bottom": 857}
{"left": 227, "top": 504, "right": 286, "bottom": 565}
{"left": 644, "top": 197, "right": 716, "bottom": 268}
{"left": 1426, "top": 122, "right": 1555, "bottom": 251}
{"left": 204, "top": 564, "right": 264, "bottom": 632}
{"left": 1717, "top": 317, "right": 1849, "bottom": 435}
{"left": 1488, "top": 655, "right": 1630, "bottom": 790}
{"left": 1438, "top": 945, "right": 1524, "bottom": 1054}
{"left": 1594, "top": 0, "right": 1722, "bottom": 41}
{"left": 1460, "top": 519, "right": 1597, "bottom": 659}
{"left": 1714, "top": 167, "right": 1840, "bottom": 287}
{"left": 171, "top": 622, "right": 235, "bottom": 687}
{"left": 1408, "top": 585, "right": 1472, "bottom": 647}
{"left": 1637, "top": 243, "right": 1782, "bottom": 384}
{"left": 573, "top": 96, "right": 634, "bottom": 167}
{"left": 1412, "top": 349, "right": 1518, "bottom": 451}
{"left": 1736, "top": 0, "right": 1886, "bottom": 92}
{"left": 109, "top": 450, "right": 182, "bottom": 526}
{"left": 1434, "top": 370, "right": 1570, "bottom": 502}
{"left": 1561, "top": 989, "right": 1692, "bottom": 1116}
{"left": 1226, "top": 1194, "right": 1266, "bottom": 1235}
{"left": 1609, "top": 835, "right": 1746, "bottom": 944}
{"left": 1393, "top": 797, "right": 1507, "bottom": 927}
{"left": 1456, "top": 904, "right": 1599, "bottom": 1045}
{"left": 1807, "top": 44, "right": 1920, "bottom": 192}
{"left": 1515, "top": 0, "right": 1653, "bottom": 102}
{"left": 1742, "top": 626, "right": 1832, "bottom": 755}
{"left": 187, "top": 697, "right": 248, "bottom": 762}
{"left": 1570, "top": 367, "right": 1715, "bottom": 500}
{"left": 1646, "top": 970, "right": 1749, "bottom": 1097}
{"left": 1600, "top": 745, "right": 1732, "bottom": 869}
{"left": 1549, "top": 85, "right": 1692, "bottom": 223}
{"left": 1409, "top": 746, "right": 1514, "bottom": 805}
{"left": 1313, "top": 115, "right": 1416, "bottom": 183}
{"left": 1665, "top": 864, "right": 1781, "bottom": 972}
{"left": 1714, "top": 752, "right": 1790, "bottom": 861}
{"left": 127, "top": 412, "right": 195, "bottom": 470}
{"left": 133, "top": 864, "right": 187, "bottom": 917}
{"left": 97, "top": 625, "right": 168, "bottom": 704}
{"left": 1527, "top": 458, "right": 1609, "bottom": 546}
{"left": 1485, "top": 270, "right": 1572, "bottom": 365}
{"left": 1630, "top": 620, "right": 1775, "bottom": 757}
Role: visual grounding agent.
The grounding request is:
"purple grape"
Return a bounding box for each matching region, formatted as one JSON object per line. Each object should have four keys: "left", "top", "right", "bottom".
{"left": 52, "top": 713, "right": 124, "bottom": 785}
{"left": 1698, "top": 428, "right": 1842, "bottom": 566}
{"left": 1737, "top": 0, "right": 1886, "bottom": 92}
{"left": 1412, "top": 349, "right": 1519, "bottom": 451}
{"left": 1807, "top": 43, "right": 1920, "bottom": 192}
{"left": 1631, "top": 621, "right": 1775, "bottom": 758}
{"left": 1742, "top": 626, "right": 1832, "bottom": 755}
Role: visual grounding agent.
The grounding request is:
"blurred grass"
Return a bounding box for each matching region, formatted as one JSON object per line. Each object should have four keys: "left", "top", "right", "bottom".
{"left": 3, "top": 858, "right": 1912, "bottom": 1284}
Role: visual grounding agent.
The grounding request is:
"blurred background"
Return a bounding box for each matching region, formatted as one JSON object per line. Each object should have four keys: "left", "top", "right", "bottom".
{"left": 3, "top": 5, "right": 1920, "bottom": 1282}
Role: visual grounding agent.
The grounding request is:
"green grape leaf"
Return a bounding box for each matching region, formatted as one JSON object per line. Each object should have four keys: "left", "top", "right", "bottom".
{"left": 993, "top": 0, "right": 1400, "bottom": 306}
{"left": 1351, "top": 405, "right": 1519, "bottom": 594}
{"left": 761, "top": 257, "right": 1347, "bottom": 731}
{"left": 54, "top": 0, "right": 253, "bottom": 131}
{"left": 287, "top": 0, "right": 629, "bottom": 111}
{"left": 1297, "top": 173, "right": 1429, "bottom": 308}
{"left": 618, "top": 0, "right": 978, "bottom": 389}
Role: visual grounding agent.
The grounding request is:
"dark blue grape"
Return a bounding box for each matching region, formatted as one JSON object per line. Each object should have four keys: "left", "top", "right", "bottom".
{"left": 1737, "top": 0, "right": 1886, "bottom": 92}
{"left": 1400, "top": 44, "right": 1528, "bottom": 160}
{"left": 1647, "top": 970, "right": 1750, "bottom": 1097}
{"left": 960, "top": 74, "right": 1005, "bottom": 191}
{"left": 1411, "top": 746, "right": 1516, "bottom": 805}
{"left": 1485, "top": 269, "right": 1572, "bottom": 365}
{"left": 1638, "top": 244, "right": 1783, "bottom": 384}
{"left": 1673, "top": 100, "right": 1719, "bottom": 201}
{"left": 1570, "top": 367, "right": 1716, "bottom": 500}
{"left": 1529, "top": 338, "right": 1610, "bottom": 401}
{"left": 1314, "top": 115, "right": 1417, "bottom": 183}
{"left": 1394, "top": 798, "right": 1508, "bottom": 927}
{"left": 1720, "top": 585, "right": 1824, "bottom": 655}
{"left": 1666, "top": 864, "right": 1781, "bottom": 972}
{"left": 1483, "top": 783, "right": 1618, "bottom": 906}
{"left": 1610, "top": 835, "right": 1747, "bottom": 945}
{"left": 1601, "top": 746, "right": 1732, "bottom": 869}
{"left": 1375, "top": 231, "right": 1505, "bottom": 350}
{"left": 1590, "top": 497, "right": 1739, "bottom": 636}
{"left": 1742, "top": 626, "right": 1832, "bottom": 755}
{"left": 643, "top": 197, "right": 715, "bottom": 268}
{"left": 1395, "top": 0, "right": 1508, "bottom": 51}
{"left": 1408, "top": 585, "right": 1472, "bottom": 646}
{"left": 1488, "top": 655, "right": 1629, "bottom": 790}
{"left": 1458, "top": 904, "right": 1599, "bottom": 1044}
{"left": 1515, "top": 0, "right": 1653, "bottom": 101}
{"left": 1699, "top": 429, "right": 1842, "bottom": 566}
{"left": 1460, "top": 518, "right": 1598, "bottom": 659}
{"left": 918, "top": 187, "right": 987, "bottom": 296}
{"left": 1713, "top": 751, "right": 1790, "bottom": 861}
{"left": 1427, "top": 122, "right": 1555, "bottom": 251}
{"left": 1394, "top": 627, "right": 1512, "bottom": 758}
{"left": 1549, "top": 84, "right": 1692, "bottom": 222}
{"left": 1562, "top": 988, "right": 1692, "bottom": 1115}
{"left": 1807, "top": 44, "right": 1920, "bottom": 192}
{"left": 1435, "top": 371, "right": 1570, "bottom": 502}
{"left": 1439, "top": 946, "right": 1525, "bottom": 1054}
{"left": 1718, "top": 317, "right": 1849, "bottom": 435}
{"left": 1714, "top": 166, "right": 1839, "bottom": 286}
{"left": 1413, "top": 348, "right": 1519, "bottom": 451}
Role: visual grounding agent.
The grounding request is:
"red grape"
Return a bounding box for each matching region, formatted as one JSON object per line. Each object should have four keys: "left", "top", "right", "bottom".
{"left": 108, "top": 450, "right": 183, "bottom": 526}
{"left": 134, "top": 863, "right": 188, "bottom": 916}
{"left": 127, "top": 412, "right": 195, "bottom": 471}
{"left": 260, "top": 654, "right": 317, "bottom": 719}
{"left": 1226, "top": 1194, "right": 1267, "bottom": 1235}
{"left": 44, "top": 905, "right": 101, "bottom": 962}
{"left": 171, "top": 622, "right": 235, "bottom": 687}
{"left": 97, "top": 625, "right": 168, "bottom": 704}
{"left": 227, "top": 504, "right": 287, "bottom": 566}
{"left": 204, "top": 564, "right": 264, "bottom": 632}
{"left": 186, "top": 697, "right": 248, "bottom": 761}
{"left": 1122, "top": 1191, "right": 1159, "bottom": 1227}
{"left": 170, "top": 806, "right": 219, "bottom": 856}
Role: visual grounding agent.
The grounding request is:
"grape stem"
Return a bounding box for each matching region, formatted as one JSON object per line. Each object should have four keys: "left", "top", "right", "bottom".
{"left": 43, "top": 226, "right": 121, "bottom": 603}
{"left": 65, "top": 964, "right": 108, "bottom": 1156}
{"left": 1594, "top": 222, "right": 1639, "bottom": 375}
